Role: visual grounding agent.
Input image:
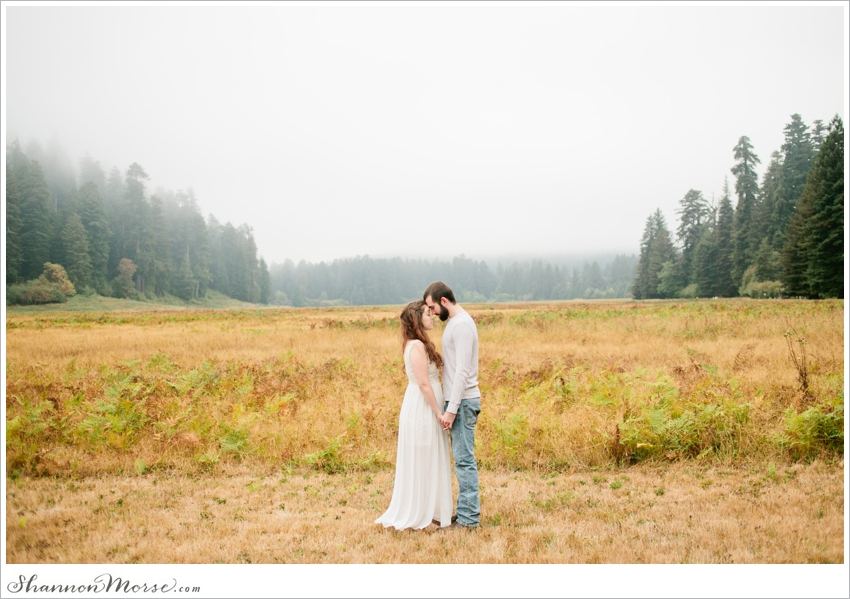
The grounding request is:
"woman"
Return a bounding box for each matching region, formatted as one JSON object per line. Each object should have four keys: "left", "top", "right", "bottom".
{"left": 375, "top": 300, "right": 453, "bottom": 531}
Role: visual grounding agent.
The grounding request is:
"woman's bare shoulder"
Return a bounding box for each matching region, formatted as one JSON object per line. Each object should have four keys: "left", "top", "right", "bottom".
{"left": 407, "top": 340, "right": 427, "bottom": 360}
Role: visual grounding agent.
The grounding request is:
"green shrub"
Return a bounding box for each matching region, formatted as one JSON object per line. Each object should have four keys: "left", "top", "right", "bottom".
{"left": 20, "top": 280, "right": 69, "bottom": 304}
{"left": 5, "top": 283, "right": 29, "bottom": 306}
{"left": 219, "top": 426, "right": 250, "bottom": 457}
{"left": 6, "top": 398, "right": 56, "bottom": 472}
{"left": 776, "top": 397, "right": 844, "bottom": 458}
{"left": 304, "top": 436, "right": 347, "bottom": 473}
{"left": 492, "top": 411, "right": 528, "bottom": 468}
{"left": 619, "top": 397, "right": 750, "bottom": 460}
{"left": 73, "top": 375, "right": 150, "bottom": 449}
{"left": 41, "top": 263, "right": 76, "bottom": 296}
{"left": 740, "top": 280, "right": 783, "bottom": 299}
{"left": 8, "top": 263, "right": 76, "bottom": 305}
{"left": 679, "top": 284, "right": 699, "bottom": 299}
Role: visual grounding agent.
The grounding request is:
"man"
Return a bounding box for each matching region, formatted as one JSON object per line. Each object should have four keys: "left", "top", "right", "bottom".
{"left": 423, "top": 281, "right": 480, "bottom": 529}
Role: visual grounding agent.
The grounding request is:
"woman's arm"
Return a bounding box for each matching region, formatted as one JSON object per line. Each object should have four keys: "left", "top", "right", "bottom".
{"left": 410, "top": 342, "right": 443, "bottom": 419}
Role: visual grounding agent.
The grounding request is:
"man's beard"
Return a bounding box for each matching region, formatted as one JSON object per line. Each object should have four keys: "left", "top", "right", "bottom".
{"left": 437, "top": 306, "right": 449, "bottom": 322}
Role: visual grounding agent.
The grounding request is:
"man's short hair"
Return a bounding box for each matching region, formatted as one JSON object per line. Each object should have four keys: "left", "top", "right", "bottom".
{"left": 423, "top": 281, "right": 456, "bottom": 305}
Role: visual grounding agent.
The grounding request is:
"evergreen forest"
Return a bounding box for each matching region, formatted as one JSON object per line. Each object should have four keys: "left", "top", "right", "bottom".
{"left": 5, "top": 140, "right": 270, "bottom": 305}
{"left": 632, "top": 114, "right": 844, "bottom": 300}
{"left": 268, "top": 254, "right": 637, "bottom": 307}
{"left": 6, "top": 114, "right": 842, "bottom": 308}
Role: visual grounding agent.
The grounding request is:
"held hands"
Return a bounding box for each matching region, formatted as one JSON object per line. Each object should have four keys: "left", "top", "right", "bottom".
{"left": 439, "top": 411, "right": 456, "bottom": 431}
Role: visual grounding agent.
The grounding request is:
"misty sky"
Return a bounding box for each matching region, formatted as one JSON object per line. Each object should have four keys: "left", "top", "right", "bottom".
{"left": 4, "top": 3, "right": 846, "bottom": 265}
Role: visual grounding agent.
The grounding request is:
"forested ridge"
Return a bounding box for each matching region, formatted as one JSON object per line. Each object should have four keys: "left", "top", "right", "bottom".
{"left": 633, "top": 114, "right": 844, "bottom": 300}
{"left": 5, "top": 140, "right": 270, "bottom": 305}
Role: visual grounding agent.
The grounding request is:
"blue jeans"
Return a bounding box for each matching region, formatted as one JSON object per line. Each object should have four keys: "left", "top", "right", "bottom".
{"left": 445, "top": 397, "right": 480, "bottom": 527}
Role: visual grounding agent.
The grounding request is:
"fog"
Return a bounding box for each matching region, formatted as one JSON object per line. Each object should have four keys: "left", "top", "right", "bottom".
{"left": 4, "top": 3, "right": 845, "bottom": 265}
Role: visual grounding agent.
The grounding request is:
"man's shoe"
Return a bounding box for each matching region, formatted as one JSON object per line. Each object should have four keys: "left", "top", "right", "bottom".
{"left": 440, "top": 521, "right": 475, "bottom": 531}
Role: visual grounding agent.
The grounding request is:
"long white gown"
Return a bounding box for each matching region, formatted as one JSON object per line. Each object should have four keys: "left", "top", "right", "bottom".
{"left": 375, "top": 339, "right": 453, "bottom": 530}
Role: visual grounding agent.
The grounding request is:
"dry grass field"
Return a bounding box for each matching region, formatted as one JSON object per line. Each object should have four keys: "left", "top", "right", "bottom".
{"left": 4, "top": 299, "right": 845, "bottom": 564}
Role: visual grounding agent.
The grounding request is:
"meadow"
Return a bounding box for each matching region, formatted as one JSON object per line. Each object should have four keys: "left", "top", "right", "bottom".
{"left": 5, "top": 299, "right": 845, "bottom": 563}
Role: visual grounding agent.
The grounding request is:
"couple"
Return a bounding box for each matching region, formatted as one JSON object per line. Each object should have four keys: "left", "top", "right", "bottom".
{"left": 375, "top": 281, "right": 481, "bottom": 531}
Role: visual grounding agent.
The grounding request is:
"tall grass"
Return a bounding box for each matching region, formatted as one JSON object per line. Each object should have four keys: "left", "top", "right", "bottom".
{"left": 5, "top": 299, "right": 844, "bottom": 478}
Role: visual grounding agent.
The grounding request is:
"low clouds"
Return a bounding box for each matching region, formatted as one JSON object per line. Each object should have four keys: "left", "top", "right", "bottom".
{"left": 5, "top": 4, "right": 844, "bottom": 264}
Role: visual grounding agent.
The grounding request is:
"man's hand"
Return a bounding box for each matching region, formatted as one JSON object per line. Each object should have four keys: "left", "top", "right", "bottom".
{"left": 440, "top": 411, "right": 456, "bottom": 430}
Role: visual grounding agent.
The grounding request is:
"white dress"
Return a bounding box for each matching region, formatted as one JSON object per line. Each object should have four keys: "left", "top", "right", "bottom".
{"left": 375, "top": 340, "right": 453, "bottom": 530}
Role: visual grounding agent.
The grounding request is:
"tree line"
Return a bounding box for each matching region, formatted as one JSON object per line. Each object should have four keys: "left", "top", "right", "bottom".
{"left": 268, "top": 254, "right": 637, "bottom": 306}
{"left": 5, "top": 140, "right": 270, "bottom": 304}
{"left": 4, "top": 137, "right": 637, "bottom": 308}
{"left": 632, "top": 114, "right": 844, "bottom": 300}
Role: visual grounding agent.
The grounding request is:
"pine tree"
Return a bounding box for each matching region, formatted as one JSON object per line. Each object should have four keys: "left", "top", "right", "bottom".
{"left": 104, "top": 166, "right": 125, "bottom": 207}
{"left": 730, "top": 136, "right": 761, "bottom": 286}
{"left": 781, "top": 207, "right": 811, "bottom": 297}
{"left": 675, "top": 189, "right": 711, "bottom": 285}
{"left": 122, "top": 163, "right": 151, "bottom": 294}
{"left": 51, "top": 186, "right": 83, "bottom": 270}
{"left": 582, "top": 261, "right": 605, "bottom": 296}
{"left": 60, "top": 212, "right": 93, "bottom": 289}
{"left": 43, "top": 136, "right": 77, "bottom": 212}
{"left": 692, "top": 229, "right": 719, "bottom": 297}
{"left": 175, "top": 189, "right": 212, "bottom": 298}
{"left": 175, "top": 253, "right": 197, "bottom": 301}
{"left": 782, "top": 115, "right": 844, "bottom": 298}
{"left": 758, "top": 151, "right": 786, "bottom": 249}
{"left": 5, "top": 165, "right": 24, "bottom": 284}
{"left": 259, "top": 258, "right": 271, "bottom": 304}
{"left": 206, "top": 214, "right": 230, "bottom": 295}
{"left": 77, "top": 182, "right": 111, "bottom": 291}
{"left": 77, "top": 153, "right": 107, "bottom": 197}
{"left": 714, "top": 179, "right": 737, "bottom": 296}
{"left": 752, "top": 238, "right": 783, "bottom": 282}
{"left": 811, "top": 120, "right": 827, "bottom": 152}
{"left": 802, "top": 115, "right": 844, "bottom": 298}
{"left": 218, "top": 223, "right": 249, "bottom": 300}
{"left": 632, "top": 209, "right": 675, "bottom": 299}
{"left": 774, "top": 114, "right": 815, "bottom": 248}
{"left": 104, "top": 166, "right": 125, "bottom": 278}
{"left": 18, "top": 160, "right": 53, "bottom": 280}
{"left": 7, "top": 138, "right": 29, "bottom": 171}
{"left": 632, "top": 213, "right": 660, "bottom": 299}
{"left": 147, "top": 194, "right": 172, "bottom": 296}
{"left": 649, "top": 226, "right": 677, "bottom": 298}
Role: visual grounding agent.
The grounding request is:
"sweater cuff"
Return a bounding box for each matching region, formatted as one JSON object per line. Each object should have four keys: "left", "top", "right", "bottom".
{"left": 445, "top": 398, "right": 461, "bottom": 414}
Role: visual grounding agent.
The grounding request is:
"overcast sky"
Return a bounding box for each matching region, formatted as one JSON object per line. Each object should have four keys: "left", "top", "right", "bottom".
{"left": 4, "top": 2, "right": 846, "bottom": 265}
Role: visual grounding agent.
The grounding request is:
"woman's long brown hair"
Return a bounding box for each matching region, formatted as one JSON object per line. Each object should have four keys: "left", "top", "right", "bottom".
{"left": 400, "top": 300, "right": 442, "bottom": 368}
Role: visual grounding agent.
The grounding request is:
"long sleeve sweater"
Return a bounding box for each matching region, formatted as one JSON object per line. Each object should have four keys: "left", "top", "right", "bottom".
{"left": 441, "top": 309, "right": 480, "bottom": 414}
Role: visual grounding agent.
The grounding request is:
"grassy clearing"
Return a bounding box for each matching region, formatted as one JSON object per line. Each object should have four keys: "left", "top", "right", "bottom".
{"left": 4, "top": 299, "right": 844, "bottom": 563}
{"left": 6, "top": 300, "right": 843, "bottom": 477}
{"left": 5, "top": 461, "right": 843, "bottom": 564}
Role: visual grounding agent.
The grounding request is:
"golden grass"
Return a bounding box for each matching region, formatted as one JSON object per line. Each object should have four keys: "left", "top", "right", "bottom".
{"left": 6, "top": 300, "right": 843, "bottom": 475}
{"left": 4, "top": 299, "right": 845, "bottom": 564}
{"left": 6, "top": 461, "right": 843, "bottom": 563}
